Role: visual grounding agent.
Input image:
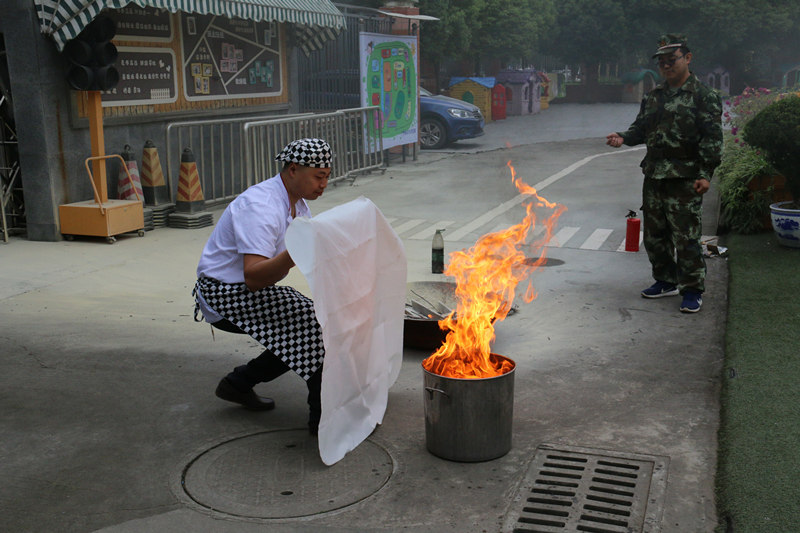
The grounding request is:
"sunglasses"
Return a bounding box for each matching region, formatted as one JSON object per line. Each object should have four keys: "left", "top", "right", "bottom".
{"left": 657, "top": 54, "right": 685, "bottom": 68}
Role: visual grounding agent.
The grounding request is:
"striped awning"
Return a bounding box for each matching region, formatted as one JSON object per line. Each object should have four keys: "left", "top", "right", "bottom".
{"left": 33, "top": 0, "right": 346, "bottom": 54}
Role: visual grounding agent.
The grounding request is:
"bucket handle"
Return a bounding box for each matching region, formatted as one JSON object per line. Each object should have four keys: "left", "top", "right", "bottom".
{"left": 425, "top": 387, "right": 449, "bottom": 399}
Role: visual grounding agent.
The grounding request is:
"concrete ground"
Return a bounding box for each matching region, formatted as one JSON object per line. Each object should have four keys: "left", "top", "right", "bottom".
{"left": 0, "top": 104, "right": 726, "bottom": 532}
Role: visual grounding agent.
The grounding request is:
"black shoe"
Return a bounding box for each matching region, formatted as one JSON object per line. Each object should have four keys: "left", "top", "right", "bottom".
{"left": 215, "top": 378, "right": 275, "bottom": 411}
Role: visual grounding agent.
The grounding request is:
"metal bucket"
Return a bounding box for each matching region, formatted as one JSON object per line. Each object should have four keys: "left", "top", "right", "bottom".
{"left": 422, "top": 355, "right": 515, "bottom": 462}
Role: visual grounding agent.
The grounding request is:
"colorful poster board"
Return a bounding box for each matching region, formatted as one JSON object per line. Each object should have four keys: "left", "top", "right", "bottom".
{"left": 180, "top": 14, "right": 282, "bottom": 101}
{"left": 359, "top": 32, "right": 418, "bottom": 150}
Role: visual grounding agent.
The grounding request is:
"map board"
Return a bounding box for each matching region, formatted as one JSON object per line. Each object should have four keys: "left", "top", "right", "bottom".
{"left": 359, "top": 32, "right": 418, "bottom": 150}
{"left": 180, "top": 14, "right": 282, "bottom": 101}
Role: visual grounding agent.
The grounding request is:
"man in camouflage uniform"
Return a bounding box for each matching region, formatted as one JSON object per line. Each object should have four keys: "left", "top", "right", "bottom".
{"left": 606, "top": 34, "right": 722, "bottom": 313}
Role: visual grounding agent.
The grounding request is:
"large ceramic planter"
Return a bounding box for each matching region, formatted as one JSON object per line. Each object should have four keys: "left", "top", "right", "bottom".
{"left": 769, "top": 201, "right": 800, "bottom": 248}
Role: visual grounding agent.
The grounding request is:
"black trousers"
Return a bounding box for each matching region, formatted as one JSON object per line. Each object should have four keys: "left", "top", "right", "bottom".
{"left": 212, "top": 318, "right": 321, "bottom": 420}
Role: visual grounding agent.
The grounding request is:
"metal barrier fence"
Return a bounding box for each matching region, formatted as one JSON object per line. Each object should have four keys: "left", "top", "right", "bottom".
{"left": 243, "top": 106, "right": 383, "bottom": 187}
{"left": 165, "top": 107, "right": 382, "bottom": 207}
{"left": 165, "top": 113, "right": 293, "bottom": 208}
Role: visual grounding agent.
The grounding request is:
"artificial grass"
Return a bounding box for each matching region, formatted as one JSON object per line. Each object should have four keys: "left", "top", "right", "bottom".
{"left": 715, "top": 232, "right": 800, "bottom": 532}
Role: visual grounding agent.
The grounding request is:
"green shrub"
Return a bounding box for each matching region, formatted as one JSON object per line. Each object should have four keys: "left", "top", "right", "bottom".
{"left": 717, "top": 136, "right": 776, "bottom": 233}
{"left": 743, "top": 95, "right": 800, "bottom": 205}
{"left": 716, "top": 87, "right": 797, "bottom": 234}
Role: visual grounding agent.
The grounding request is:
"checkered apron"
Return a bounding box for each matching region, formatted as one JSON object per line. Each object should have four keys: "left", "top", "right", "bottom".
{"left": 194, "top": 277, "right": 324, "bottom": 380}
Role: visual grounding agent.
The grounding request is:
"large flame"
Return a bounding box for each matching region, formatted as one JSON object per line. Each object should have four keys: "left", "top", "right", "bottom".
{"left": 422, "top": 161, "right": 566, "bottom": 379}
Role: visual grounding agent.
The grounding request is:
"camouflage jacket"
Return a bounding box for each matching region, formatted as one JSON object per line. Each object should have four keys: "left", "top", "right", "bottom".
{"left": 619, "top": 73, "right": 722, "bottom": 181}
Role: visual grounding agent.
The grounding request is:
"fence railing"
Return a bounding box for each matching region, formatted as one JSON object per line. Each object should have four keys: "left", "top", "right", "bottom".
{"left": 165, "top": 107, "right": 383, "bottom": 207}
{"left": 243, "top": 106, "right": 383, "bottom": 188}
{"left": 165, "top": 113, "right": 292, "bottom": 208}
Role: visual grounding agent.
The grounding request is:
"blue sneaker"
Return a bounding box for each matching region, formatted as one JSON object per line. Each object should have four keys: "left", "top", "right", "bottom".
{"left": 680, "top": 291, "right": 703, "bottom": 313}
{"left": 641, "top": 281, "right": 679, "bottom": 298}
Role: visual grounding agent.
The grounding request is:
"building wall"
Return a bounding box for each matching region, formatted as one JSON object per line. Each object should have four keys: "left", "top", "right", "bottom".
{"left": 1, "top": 1, "right": 300, "bottom": 241}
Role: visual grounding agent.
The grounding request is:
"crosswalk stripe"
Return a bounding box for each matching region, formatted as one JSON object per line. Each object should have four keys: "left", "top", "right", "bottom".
{"left": 489, "top": 223, "right": 513, "bottom": 235}
{"left": 445, "top": 196, "right": 525, "bottom": 242}
{"left": 580, "top": 228, "right": 614, "bottom": 250}
{"left": 409, "top": 221, "right": 456, "bottom": 240}
{"left": 438, "top": 147, "right": 647, "bottom": 244}
{"left": 617, "top": 231, "right": 644, "bottom": 252}
{"left": 392, "top": 219, "right": 427, "bottom": 235}
{"left": 395, "top": 216, "right": 642, "bottom": 253}
{"left": 547, "top": 226, "right": 580, "bottom": 247}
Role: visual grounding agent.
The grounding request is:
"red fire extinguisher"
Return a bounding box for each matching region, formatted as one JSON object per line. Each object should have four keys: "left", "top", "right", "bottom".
{"left": 625, "top": 210, "right": 640, "bottom": 252}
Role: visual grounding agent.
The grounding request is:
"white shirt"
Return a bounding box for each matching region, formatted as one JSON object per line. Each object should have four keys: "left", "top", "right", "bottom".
{"left": 195, "top": 174, "right": 311, "bottom": 322}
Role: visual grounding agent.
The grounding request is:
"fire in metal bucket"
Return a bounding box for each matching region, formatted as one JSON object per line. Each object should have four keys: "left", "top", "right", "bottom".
{"left": 422, "top": 161, "right": 566, "bottom": 379}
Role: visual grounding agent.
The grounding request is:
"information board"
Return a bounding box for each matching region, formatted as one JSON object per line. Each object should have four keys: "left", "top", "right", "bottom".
{"left": 180, "top": 14, "right": 282, "bottom": 101}
{"left": 108, "top": 5, "right": 172, "bottom": 41}
{"left": 102, "top": 47, "right": 178, "bottom": 106}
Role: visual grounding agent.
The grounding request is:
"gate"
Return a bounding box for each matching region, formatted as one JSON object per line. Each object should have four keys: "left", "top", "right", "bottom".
{"left": 298, "top": 4, "right": 393, "bottom": 113}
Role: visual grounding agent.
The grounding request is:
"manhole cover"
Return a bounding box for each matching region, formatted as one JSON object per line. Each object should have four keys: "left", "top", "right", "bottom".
{"left": 179, "top": 429, "right": 393, "bottom": 519}
{"left": 503, "top": 444, "right": 669, "bottom": 533}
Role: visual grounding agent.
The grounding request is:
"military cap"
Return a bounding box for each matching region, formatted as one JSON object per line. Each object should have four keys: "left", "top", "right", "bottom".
{"left": 652, "top": 33, "right": 688, "bottom": 57}
{"left": 275, "top": 138, "right": 333, "bottom": 168}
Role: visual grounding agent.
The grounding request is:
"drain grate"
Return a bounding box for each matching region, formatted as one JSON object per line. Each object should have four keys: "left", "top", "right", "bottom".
{"left": 503, "top": 444, "right": 669, "bottom": 533}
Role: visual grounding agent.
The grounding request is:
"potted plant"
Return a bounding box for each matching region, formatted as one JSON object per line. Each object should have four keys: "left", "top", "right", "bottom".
{"left": 717, "top": 87, "right": 792, "bottom": 234}
{"left": 743, "top": 95, "right": 800, "bottom": 247}
{"left": 716, "top": 136, "right": 780, "bottom": 233}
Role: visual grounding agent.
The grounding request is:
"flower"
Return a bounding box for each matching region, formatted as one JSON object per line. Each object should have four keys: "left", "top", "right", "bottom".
{"left": 723, "top": 86, "right": 795, "bottom": 147}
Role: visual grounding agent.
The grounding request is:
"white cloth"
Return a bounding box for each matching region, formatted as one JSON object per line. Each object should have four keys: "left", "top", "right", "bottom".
{"left": 285, "top": 197, "right": 406, "bottom": 465}
{"left": 196, "top": 174, "right": 311, "bottom": 322}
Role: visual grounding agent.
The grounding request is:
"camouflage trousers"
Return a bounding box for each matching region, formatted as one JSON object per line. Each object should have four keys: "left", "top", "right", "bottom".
{"left": 642, "top": 177, "right": 705, "bottom": 293}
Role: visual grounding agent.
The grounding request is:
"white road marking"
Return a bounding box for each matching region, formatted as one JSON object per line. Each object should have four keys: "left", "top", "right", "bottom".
{"left": 580, "top": 228, "right": 614, "bottom": 250}
{"left": 445, "top": 147, "right": 645, "bottom": 243}
{"left": 392, "top": 219, "right": 427, "bottom": 235}
{"left": 409, "top": 221, "right": 455, "bottom": 240}
{"left": 547, "top": 226, "right": 580, "bottom": 247}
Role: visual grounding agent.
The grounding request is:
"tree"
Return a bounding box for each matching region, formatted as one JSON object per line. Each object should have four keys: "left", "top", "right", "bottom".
{"left": 419, "top": 0, "right": 556, "bottom": 82}
{"left": 467, "top": 0, "right": 557, "bottom": 72}
{"left": 694, "top": 0, "right": 800, "bottom": 90}
{"left": 418, "top": 0, "right": 483, "bottom": 88}
{"left": 620, "top": 0, "right": 800, "bottom": 90}
{"left": 417, "top": 0, "right": 800, "bottom": 91}
{"left": 542, "top": 0, "right": 626, "bottom": 87}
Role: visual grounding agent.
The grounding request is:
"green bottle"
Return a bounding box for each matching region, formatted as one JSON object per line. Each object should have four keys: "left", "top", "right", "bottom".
{"left": 432, "top": 229, "right": 444, "bottom": 273}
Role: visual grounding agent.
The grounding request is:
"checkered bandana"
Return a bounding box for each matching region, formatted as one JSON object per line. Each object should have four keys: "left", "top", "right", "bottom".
{"left": 275, "top": 138, "right": 333, "bottom": 168}
{"left": 194, "top": 278, "right": 325, "bottom": 380}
